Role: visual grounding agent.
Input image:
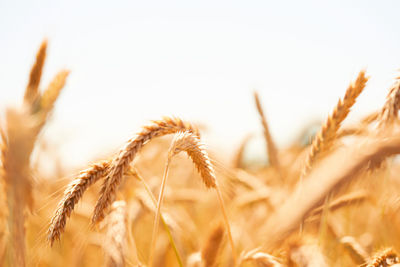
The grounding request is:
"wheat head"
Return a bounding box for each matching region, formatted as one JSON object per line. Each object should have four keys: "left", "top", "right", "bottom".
{"left": 92, "top": 117, "right": 198, "bottom": 225}
{"left": 47, "top": 161, "right": 110, "bottom": 245}
{"left": 201, "top": 223, "right": 225, "bottom": 267}
{"left": 24, "top": 40, "right": 47, "bottom": 106}
{"left": 301, "top": 70, "right": 368, "bottom": 178}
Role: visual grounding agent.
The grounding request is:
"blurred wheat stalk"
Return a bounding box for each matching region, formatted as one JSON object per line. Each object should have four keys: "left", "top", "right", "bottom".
{"left": 1, "top": 40, "right": 68, "bottom": 266}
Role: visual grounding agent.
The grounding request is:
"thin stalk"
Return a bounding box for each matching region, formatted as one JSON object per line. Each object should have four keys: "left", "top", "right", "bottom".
{"left": 148, "top": 158, "right": 171, "bottom": 267}
{"left": 215, "top": 183, "right": 237, "bottom": 265}
{"left": 135, "top": 171, "right": 183, "bottom": 267}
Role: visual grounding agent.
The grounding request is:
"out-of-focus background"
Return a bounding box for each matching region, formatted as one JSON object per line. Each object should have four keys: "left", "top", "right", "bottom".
{"left": 1, "top": 0, "right": 400, "bottom": 170}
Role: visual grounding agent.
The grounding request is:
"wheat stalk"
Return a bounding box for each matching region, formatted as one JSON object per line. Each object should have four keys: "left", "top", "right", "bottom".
{"left": 1, "top": 109, "right": 37, "bottom": 267}
{"left": 92, "top": 117, "right": 199, "bottom": 225}
{"left": 131, "top": 167, "right": 183, "bottom": 267}
{"left": 47, "top": 161, "right": 110, "bottom": 245}
{"left": 1, "top": 40, "right": 69, "bottom": 265}
{"left": 301, "top": 70, "right": 368, "bottom": 178}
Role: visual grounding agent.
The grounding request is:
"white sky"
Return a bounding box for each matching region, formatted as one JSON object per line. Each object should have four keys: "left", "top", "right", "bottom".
{"left": 1, "top": 0, "right": 400, "bottom": 169}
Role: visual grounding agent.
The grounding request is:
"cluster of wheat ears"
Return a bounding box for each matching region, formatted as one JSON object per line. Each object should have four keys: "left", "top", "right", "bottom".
{"left": 2, "top": 41, "right": 400, "bottom": 267}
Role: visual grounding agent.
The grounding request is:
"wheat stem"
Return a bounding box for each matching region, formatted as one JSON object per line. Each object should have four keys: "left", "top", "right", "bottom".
{"left": 215, "top": 185, "right": 236, "bottom": 265}
{"left": 134, "top": 170, "right": 183, "bottom": 267}
{"left": 148, "top": 158, "right": 171, "bottom": 267}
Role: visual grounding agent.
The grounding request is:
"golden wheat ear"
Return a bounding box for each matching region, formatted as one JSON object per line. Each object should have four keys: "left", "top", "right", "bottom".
{"left": 378, "top": 77, "right": 400, "bottom": 127}
{"left": 24, "top": 40, "right": 47, "bottom": 106}
{"left": 148, "top": 131, "right": 215, "bottom": 266}
{"left": 47, "top": 161, "right": 110, "bottom": 245}
{"left": 238, "top": 248, "right": 282, "bottom": 267}
{"left": 201, "top": 223, "right": 225, "bottom": 267}
{"left": 38, "top": 70, "right": 70, "bottom": 115}
{"left": 301, "top": 70, "right": 368, "bottom": 178}
{"left": 263, "top": 129, "right": 400, "bottom": 248}
{"left": 366, "top": 248, "right": 399, "bottom": 267}
{"left": 91, "top": 117, "right": 199, "bottom": 225}
{"left": 253, "top": 91, "right": 281, "bottom": 174}
{"left": 232, "top": 133, "right": 252, "bottom": 169}
{"left": 148, "top": 131, "right": 236, "bottom": 266}
{"left": 366, "top": 76, "right": 400, "bottom": 171}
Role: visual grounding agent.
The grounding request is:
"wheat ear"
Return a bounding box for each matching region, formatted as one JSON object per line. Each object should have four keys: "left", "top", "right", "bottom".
{"left": 361, "top": 111, "right": 380, "bottom": 124}
{"left": 149, "top": 131, "right": 236, "bottom": 266}
{"left": 366, "top": 248, "right": 399, "bottom": 267}
{"left": 232, "top": 133, "right": 252, "bottom": 169}
{"left": 263, "top": 129, "right": 400, "bottom": 248}
{"left": 92, "top": 117, "right": 198, "bottom": 225}
{"left": 47, "top": 161, "right": 110, "bottom": 245}
{"left": 24, "top": 40, "right": 47, "bottom": 106}
{"left": 309, "top": 190, "right": 367, "bottom": 217}
{"left": 39, "top": 70, "right": 70, "bottom": 115}
{"left": 171, "top": 132, "right": 235, "bottom": 264}
{"left": 201, "top": 223, "right": 225, "bottom": 267}
{"left": 368, "top": 77, "right": 400, "bottom": 170}
{"left": 239, "top": 248, "right": 282, "bottom": 267}
{"left": 254, "top": 91, "right": 281, "bottom": 174}
{"left": 103, "top": 201, "right": 128, "bottom": 267}
{"left": 301, "top": 70, "right": 368, "bottom": 178}
{"left": 378, "top": 77, "right": 400, "bottom": 127}
{"left": 148, "top": 131, "right": 212, "bottom": 266}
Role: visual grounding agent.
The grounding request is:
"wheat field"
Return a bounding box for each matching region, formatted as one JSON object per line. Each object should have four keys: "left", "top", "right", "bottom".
{"left": 2, "top": 41, "right": 400, "bottom": 267}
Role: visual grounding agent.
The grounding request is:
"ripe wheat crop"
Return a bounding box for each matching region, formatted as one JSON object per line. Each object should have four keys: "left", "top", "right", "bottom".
{"left": 2, "top": 41, "right": 400, "bottom": 267}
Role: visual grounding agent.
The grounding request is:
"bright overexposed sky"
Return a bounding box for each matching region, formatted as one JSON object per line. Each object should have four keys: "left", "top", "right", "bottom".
{"left": 1, "top": 0, "right": 400, "bottom": 169}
